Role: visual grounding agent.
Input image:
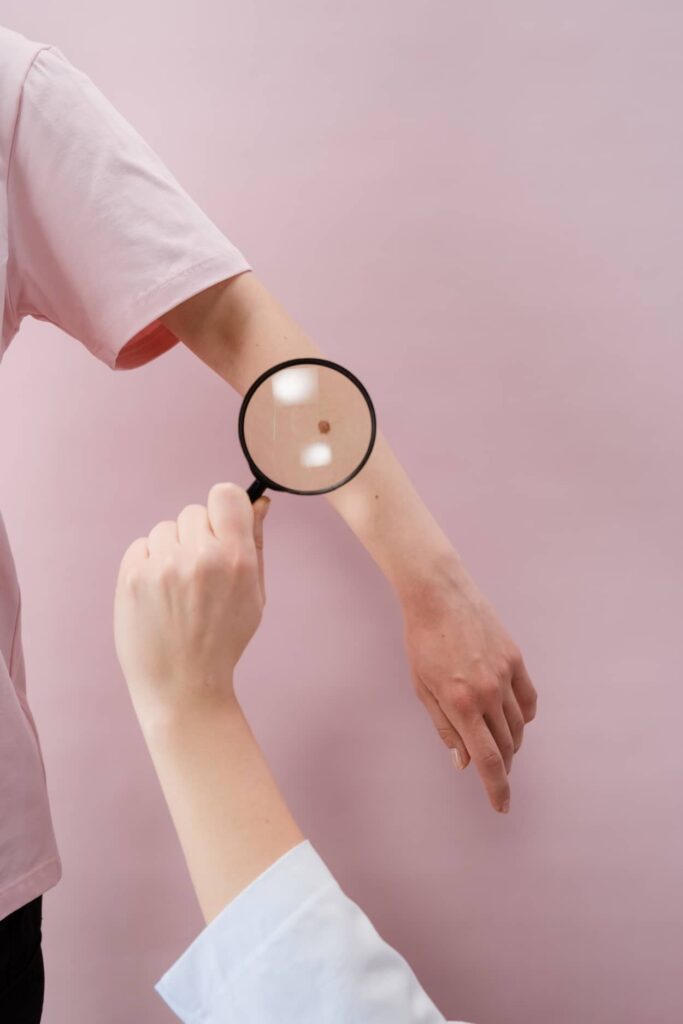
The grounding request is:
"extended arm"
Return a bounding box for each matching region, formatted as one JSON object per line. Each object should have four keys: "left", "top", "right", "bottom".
{"left": 160, "top": 273, "right": 537, "bottom": 812}
{"left": 160, "top": 274, "right": 455, "bottom": 590}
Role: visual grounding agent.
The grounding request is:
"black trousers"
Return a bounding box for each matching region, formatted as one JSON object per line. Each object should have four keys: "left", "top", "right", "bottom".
{"left": 0, "top": 896, "right": 44, "bottom": 1023}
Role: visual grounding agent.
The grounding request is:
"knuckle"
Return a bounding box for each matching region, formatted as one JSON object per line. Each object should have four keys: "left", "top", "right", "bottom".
{"left": 121, "top": 565, "right": 143, "bottom": 592}
{"left": 121, "top": 538, "right": 145, "bottom": 568}
{"left": 156, "top": 554, "right": 179, "bottom": 584}
{"left": 522, "top": 691, "right": 538, "bottom": 721}
{"left": 194, "top": 545, "right": 224, "bottom": 576}
{"left": 448, "top": 684, "right": 476, "bottom": 716}
{"left": 508, "top": 646, "right": 524, "bottom": 672}
{"left": 480, "top": 747, "right": 504, "bottom": 771}
{"left": 232, "top": 549, "right": 257, "bottom": 577}
{"left": 147, "top": 521, "right": 175, "bottom": 550}
{"left": 180, "top": 503, "right": 205, "bottom": 522}
{"left": 153, "top": 519, "right": 175, "bottom": 535}
{"left": 435, "top": 724, "right": 457, "bottom": 746}
{"left": 209, "top": 482, "right": 242, "bottom": 505}
{"left": 479, "top": 675, "right": 501, "bottom": 704}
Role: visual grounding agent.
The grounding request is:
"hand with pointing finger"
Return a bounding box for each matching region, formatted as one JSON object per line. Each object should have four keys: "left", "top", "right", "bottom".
{"left": 402, "top": 560, "right": 537, "bottom": 814}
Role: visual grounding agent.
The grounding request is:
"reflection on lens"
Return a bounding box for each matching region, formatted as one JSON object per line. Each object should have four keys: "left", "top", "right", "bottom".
{"left": 271, "top": 366, "right": 318, "bottom": 405}
{"left": 241, "top": 361, "right": 375, "bottom": 494}
{"left": 300, "top": 442, "right": 332, "bottom": 468}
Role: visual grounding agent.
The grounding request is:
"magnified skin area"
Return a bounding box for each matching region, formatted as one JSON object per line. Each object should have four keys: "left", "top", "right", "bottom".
{"left": 243, "top": 365, "right": 372, "bottom": 492}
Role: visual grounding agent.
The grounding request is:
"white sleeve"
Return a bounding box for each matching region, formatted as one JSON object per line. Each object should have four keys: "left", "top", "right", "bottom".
{"left": 155, "top": 840, "right": 462, "bottom": 1024}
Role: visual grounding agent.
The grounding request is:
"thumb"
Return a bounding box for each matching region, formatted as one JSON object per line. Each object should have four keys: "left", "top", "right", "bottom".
{"left": 252, "top": 497, "right": 270, "bottom": 600}
{"left": 208, "top": 482, "right": 253, "bottom": 546}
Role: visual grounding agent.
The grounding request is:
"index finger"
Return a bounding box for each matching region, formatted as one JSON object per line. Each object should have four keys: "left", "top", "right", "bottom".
{"left": 460, "top": 715, "right": 511, "bottom": 813}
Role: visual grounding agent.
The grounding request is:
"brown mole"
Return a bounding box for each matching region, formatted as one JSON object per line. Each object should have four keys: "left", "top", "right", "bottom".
{"left": 318, "top": 419, "right": 331, "bottom": 434}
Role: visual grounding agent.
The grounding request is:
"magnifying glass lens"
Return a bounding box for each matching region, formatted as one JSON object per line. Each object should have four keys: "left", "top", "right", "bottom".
{"left": 241, "top": 362, "right": 375, "bottom": 495}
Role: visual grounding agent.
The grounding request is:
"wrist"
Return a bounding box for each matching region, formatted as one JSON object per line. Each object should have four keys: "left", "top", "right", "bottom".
{"left": 395, "top": 544, "right": 475, "bottom": 612}
{"left": 136, "top": 686, "right": 241, "bottom": 753}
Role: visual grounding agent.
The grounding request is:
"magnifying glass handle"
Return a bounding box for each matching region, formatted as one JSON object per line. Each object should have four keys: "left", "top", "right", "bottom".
{"left": 247, "top": 479, "right": 267, "bottom": 503}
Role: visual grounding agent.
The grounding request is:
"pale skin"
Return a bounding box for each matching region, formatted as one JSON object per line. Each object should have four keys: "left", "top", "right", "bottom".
{"left": 114, "top": 485, "right": 303, "bottom": 922}
{"left": 135, "top": 271, "right": 538, "bottom": 813}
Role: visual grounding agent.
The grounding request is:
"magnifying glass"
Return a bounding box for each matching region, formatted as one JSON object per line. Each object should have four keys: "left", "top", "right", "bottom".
{"left": 238, "top": 358, "right": 377, "bottom": 502}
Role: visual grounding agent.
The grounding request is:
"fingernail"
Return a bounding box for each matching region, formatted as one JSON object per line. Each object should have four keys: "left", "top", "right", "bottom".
{"left": 500, "top": 799, "right": 510, "bottom": 814}
{"left": 450, "top": 748, "right": 464, "bottom": 771}
{"left": 261, "top": 497, "right": 271, "bottom": 516}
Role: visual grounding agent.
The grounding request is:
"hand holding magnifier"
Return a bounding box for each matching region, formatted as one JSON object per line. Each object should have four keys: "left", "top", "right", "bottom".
{"left": 239, "top": 358, "right": 377, "bottom": 502}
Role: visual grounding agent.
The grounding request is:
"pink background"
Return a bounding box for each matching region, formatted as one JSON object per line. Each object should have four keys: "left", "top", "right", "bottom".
{"left": 1, "top": 3, "right": 681, "bottom": 1022}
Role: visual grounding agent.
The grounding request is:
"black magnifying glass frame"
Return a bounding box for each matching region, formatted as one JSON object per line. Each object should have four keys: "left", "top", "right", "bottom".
{"left": 238, "top": 357, "right": 377, "bottom": 503}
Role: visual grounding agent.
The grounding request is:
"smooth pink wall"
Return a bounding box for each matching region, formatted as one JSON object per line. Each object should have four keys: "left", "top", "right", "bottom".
{"left": 1, "top": 3, "right": 681, "bottom": 1022}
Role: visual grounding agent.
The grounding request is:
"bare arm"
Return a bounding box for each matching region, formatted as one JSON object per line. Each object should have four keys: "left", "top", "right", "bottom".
{"left": 160, "top": 273, "right": 537, "bottom": 812}
{"left": 143, "top": 694, "right": 303, "bottom": 924}
{"left": 160, "top": 273, "right": 452, "bottom": 591}
{"left": 114, "top": 486, "right": 302, "bottom": 923}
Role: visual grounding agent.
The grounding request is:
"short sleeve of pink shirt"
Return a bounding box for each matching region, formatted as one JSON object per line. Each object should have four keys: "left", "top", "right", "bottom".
{"left": 4, "top": 44, "right": 251, "bottom": 369}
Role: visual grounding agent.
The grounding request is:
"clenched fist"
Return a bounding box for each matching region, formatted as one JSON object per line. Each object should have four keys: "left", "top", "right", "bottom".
{"left": 114, "top": 483, "right": 269, "bottom": 728}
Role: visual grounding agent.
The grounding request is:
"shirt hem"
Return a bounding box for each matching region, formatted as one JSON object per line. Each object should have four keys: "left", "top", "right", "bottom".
{"left": 0, "top": 856, "right": 62, "bottom": 922}
{"left": 99, "top": 252, "right": 252, "bottom": 371}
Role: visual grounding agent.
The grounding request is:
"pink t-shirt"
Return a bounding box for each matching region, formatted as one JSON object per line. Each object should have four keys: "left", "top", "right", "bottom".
{"left": 0, "top": 26, "right": 251, "bottom": 921}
